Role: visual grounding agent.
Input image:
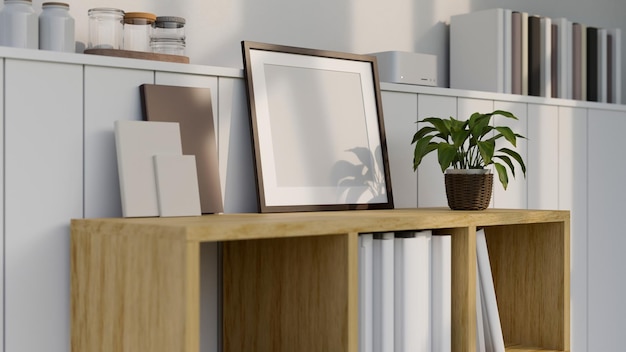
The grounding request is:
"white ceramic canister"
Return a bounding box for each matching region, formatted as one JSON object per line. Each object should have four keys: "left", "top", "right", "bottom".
{"left": 0, "top": 0, "right": 38, "bottom": 49}
{"left": 39, "top": 2, "right": 75, "bottom": 52}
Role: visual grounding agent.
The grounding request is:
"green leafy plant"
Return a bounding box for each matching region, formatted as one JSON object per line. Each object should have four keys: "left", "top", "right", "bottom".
{"left": 411, "top": 109, "right": 526, "bottom": 190}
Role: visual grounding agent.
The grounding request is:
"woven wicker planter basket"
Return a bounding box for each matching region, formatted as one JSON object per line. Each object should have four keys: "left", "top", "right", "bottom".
{"left": 444, "top": 172, "right": 493, "bottom": 210}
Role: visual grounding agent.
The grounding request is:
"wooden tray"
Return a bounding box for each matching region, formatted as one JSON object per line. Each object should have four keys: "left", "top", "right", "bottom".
{"left": 84, "top": 48, "right": 189, "bottom": 64}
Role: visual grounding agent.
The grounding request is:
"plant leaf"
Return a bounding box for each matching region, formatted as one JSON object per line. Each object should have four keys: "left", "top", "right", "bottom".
{"left": 413, "top": 135, "right": 437, "bottom": 170}
{"left": 420, "top": 117, "right": 451, "bottom": 137}
{"left": 493, "top": 154, "right": 516, "bottom": 178}
{"left": 411, "top": 126, "right": 438, "bottom": 144}
{"left": 494, "top": 162, "right": 509, "bottom": 190}
{"left": 498, "top": 147, "right": 526, "bottom": 176}
{"left": 492, "top": 109, "right": 519, "bottom": 120}
{"left": 437, "top": 143, "right": 457, "bottom": 172}
{"left": 477, "top": 139, "right": 495, "bottom": 165}
{"left": 494, "top": 126, "right": 518, "bottom": 146}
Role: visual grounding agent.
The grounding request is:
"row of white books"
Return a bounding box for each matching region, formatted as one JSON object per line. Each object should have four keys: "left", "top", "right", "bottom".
{"left": 450, "top": 8, "right": 622, "bottom": 104}
{"left": 358, "top": 229, "right": 504, "bottom": 352}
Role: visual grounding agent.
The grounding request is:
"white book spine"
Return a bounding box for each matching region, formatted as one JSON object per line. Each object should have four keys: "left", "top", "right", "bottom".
{"left": 598, "top": 28, "right": 608, "bottom": 103}
{"left": 540, "top": 17, "right": 552, "bottom": 97}
{"left": 373, "top": 232, "right": 394, "bottom": 352}
{"left": 581, "top": 24, "right": 587, "bottom": 100}
{"left": 476, "top": 229, "right": 505, "bottom": 352}
{"left": 521, "top": 12, "right": 529, "bottom": 95}
{"left": 566, "top": 19, "right": 573, "bottom": 100}
{"left": 476, "top": 266, "right": 486, "bottom": 352}
{"left": 554, "top": 18, "right": 571, "bottom": 99}
{"left": 450, "top": 8, "right": 505, "bottom": 93}
{"left": 359, "top": 234, "right": 374, "bottom": 352}
{"left": 394, "top": 231, "right": 431, "bottom": 352}
{"left": 432, "top": 234, "right": 452, "bottom": 352}
{"left": 608, "top": 28, "right": 622, "bottom": 104}
{"left": 503, "top": 9, "right": 513, "bottom": 94}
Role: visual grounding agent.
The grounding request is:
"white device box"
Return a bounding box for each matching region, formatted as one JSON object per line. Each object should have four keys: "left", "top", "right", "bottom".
{"left": 370, "top": 51, "right": 437, "bottom": 86}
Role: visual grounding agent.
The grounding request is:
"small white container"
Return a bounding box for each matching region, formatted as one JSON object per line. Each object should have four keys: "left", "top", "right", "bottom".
{"left": 0, "top": 0, "right": 38, "bottom": 49}
{"left": 39, "top": 2, "right": 75, "bottom": 52}
{"left": 123, "top": 12, "right": 156, "bottom": 52}
{"left": 87, "top": 7, "right": 124, "bottom": 49}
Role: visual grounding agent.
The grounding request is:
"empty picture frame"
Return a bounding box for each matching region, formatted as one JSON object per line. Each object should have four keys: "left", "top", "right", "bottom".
{"left": 242, "top": 41, "right": 394, "bottom": 212}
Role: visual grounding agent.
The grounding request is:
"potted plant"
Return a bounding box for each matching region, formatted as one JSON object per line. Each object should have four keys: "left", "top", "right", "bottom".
{"left": 411, "top": 109, "right": 526, "bottom": 210}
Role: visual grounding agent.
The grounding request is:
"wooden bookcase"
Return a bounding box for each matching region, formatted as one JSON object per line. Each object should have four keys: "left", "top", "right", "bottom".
{"left": 70, "top": 208, "right": 570, "bottom": 352}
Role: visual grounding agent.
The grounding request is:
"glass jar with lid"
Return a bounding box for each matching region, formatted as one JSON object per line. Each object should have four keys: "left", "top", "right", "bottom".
{"left": 151, "top": 16, "right": 186, "bottom": 56}
{"left": 39, "top": 2, "right": 75, "bottom": 52}
{"left": 123, "top": 12, "right": 156, "bottom": 52}
{"left": 0, "top": 0, "right": 38, "bottom": 49}
{"left": 87, "top": 7, "right": 124, "bottom": 49}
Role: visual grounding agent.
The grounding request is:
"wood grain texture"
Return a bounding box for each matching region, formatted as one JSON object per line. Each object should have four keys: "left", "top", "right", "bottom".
{"left": 222, "top": 234, "right": 350, "bottom": 352}
{"left": 70, "top": 208, "right": 570, "bottom": 352}
{"left": 486, "top": 221, "right": 570, "bottom": 351}
{"left": 84, "top": 48, "right": 190, "bottom": 63}
{"left": 71, "top": 223, "right": 189, "bottom": 352}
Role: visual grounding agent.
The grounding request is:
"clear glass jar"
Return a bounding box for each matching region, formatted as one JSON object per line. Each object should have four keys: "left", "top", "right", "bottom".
{"left": 87, "top": 7, "right": 124, "bottom": 49}
{"left": 123, "top": 12, "right": 155, "bottom": 52}
{"left": 151, "top": 16, "right": 185, "bottom": 55}
{"left": 0, "top": 0, "right": 38, "bottom": 49}
{"left": 39, "top": 2, "right": 74, "bottom": 52}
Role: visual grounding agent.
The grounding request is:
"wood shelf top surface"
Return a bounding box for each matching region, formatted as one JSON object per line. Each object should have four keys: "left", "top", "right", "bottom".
{"left": 71, "top": 208, "right": 569, "bottom": 242}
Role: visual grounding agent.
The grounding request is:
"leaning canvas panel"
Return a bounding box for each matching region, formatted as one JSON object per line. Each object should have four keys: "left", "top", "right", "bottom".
{"left": 140, "top": 84, "right": 224, "bottom": 214}
{"left": 153, "top": 154, "right": 201, "bottom": 217}
{"left": 114, "top": 120, "right": 183, "bottom": 217}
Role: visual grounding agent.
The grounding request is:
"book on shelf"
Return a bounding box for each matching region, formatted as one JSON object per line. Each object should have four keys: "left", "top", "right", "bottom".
{"left": 528, "top": 15, "right": 542, "bottom": 96}
{"left": 540, "top": 16, "right": 552, "bottom": 98}
{"left": 394, "top": 231, "right": 432, "bottom": 352}
{"left": 521, "top": 12, "right": 529, "bottom": 95}
{"left": 511, "top": 12, "right": 522, "bottom": 95}
{"left": 553, "top": 18, "right": 573, "bottom": 99}
{"left": 373, "top": 232, "right": 394, "bottom": 352}
{"left": 598, "top": 28, "right": 608, "bottom": 103}
{"left": 607, "top": 28, "right": 622, "bottom": 104}
{"left": 450, "top": 8, "right": 507, "bottom": 93}
{"left": 551, "top": 23, "right": 558, "bottom": 98}
{"left": 359, "top": 234, "right": 374, "bottom": 352}
{"left": 572, "top": 23, "right": 583, "bottom": 100}
{"left": 476, "top": 229, "right": 506, "bottom": 352}
{"left": 476, "top": 266, "right": 486, "bottom": 352}
{"left": 587, "top": 26, "right": 599, "bottom": 101}
{"left": 432, "top": 234, "right": 452, "bottom": 352}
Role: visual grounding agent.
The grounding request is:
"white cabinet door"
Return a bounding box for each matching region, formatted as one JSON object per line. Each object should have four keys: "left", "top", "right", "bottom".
{"left": 83, "top": 66, "right": 154, "bottom": 218}
{"left": 527, "top": 104, "right": 559, "bottom": 209}
{"left": 588, "top": 108, "right": 626, "bottom": 352}
{"left": 218, "top": 77, "right": 257, "bottom": 213}
{"left": 492, "top": 101, "right": 528, "bottom": 209}
{"left": 416, "top": 95, "right": 456, "bottom": 207}
{"left": 559, "top": 106, "right": 588, "bottom": 352}
{"left": 4, "top": 59, "right": 83, "bottom": 352}
{"left": 381, "top": 91, "right": 418, "bottom": 208}
{"left": 0, "top": 58, "right": 4, "bottom": 351}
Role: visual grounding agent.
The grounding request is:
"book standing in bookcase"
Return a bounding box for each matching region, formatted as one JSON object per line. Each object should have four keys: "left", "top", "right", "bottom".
{"left": 450, "top": 8, "right": 621, "bottom": 103}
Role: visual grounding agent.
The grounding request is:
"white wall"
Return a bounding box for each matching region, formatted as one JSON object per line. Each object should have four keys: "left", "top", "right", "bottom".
{"left": 27, "top": 0, "right": 626, "bottom": 95}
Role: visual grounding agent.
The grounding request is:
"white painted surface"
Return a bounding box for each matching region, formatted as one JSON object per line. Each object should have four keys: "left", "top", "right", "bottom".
{"left": 4, "top": 59, "right": 83, "bottom": 352}
{"left": 83, "top": 66, "right": 154, "bottom": 218}
{"left": 558, "top": 106, "right": 588, "bottom": 352}
{"left": 381, "top": 91, "right": 418, "bottom": 208}
{"left": 416, "top": 94, "right": 456, "bottom": 207}
{"left": 217, "top": 77, "right": 258, "bottom": 213}
{"left": 0, "top": 58, "right": 4, "bottom": 352}
{"left": 587, "top": 108, "right": 626, "bottom": 352}
{"left": 527, "top": 104, "right": 559, "bottom": 209}
{"left": 492, "top": 101, "right": 528, "bottom": 209}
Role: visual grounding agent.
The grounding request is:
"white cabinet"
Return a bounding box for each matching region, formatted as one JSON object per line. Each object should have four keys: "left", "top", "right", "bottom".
{"left": 4, "top": 59, "right": 83, "bottom": 352}
{"left": 559, "top": 106, "right": 588, "bottom": 352}
{"left": 587, "top": 108, "right": 626, "bottom": 352}
{"left": 83, "top": 66, "right": 154, "bottom": 218}
{"left": 217, "top": 77, "right": 257, "bottom": 213}
{"left": 381, "top": 91, "right": 418, "bottom": 208}
{"left": 527, "top": 104, "right": 559, "bottom": 209}
{"left": 416, "top": 94, "right": 456, "bottom": 207}
{"left": 492, "top": 101, "right": 528, "bottom": 209}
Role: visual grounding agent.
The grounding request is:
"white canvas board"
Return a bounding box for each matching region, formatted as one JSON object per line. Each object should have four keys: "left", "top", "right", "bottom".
{"left": 114, "top": 120, "right": 182, "bottom": 217}
{"left": 154, "top": 154, "right": 201, "bottom": 217}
